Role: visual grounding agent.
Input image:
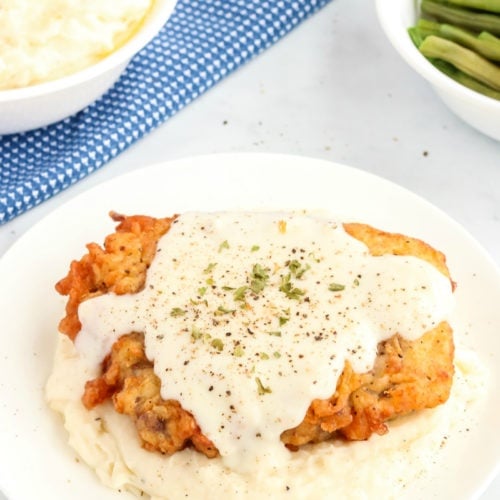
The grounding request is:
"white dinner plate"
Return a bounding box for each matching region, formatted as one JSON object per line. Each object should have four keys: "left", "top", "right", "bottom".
{"left": 0, "top": 153, "right": 498, "bottom": 499}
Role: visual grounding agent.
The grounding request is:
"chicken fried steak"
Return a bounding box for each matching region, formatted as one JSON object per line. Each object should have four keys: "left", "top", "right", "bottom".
{"left": 56, "top": 213, "right": 455, "bottom": 457}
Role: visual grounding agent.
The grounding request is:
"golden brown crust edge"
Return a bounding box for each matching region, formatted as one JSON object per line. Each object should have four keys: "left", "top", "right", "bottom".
{"left": 343, "top": 222, "right": 453, "bottom": 282}
{"left": 55, "top": 212, "right": 176, "bottom": 340}
{"left": 282, "top": 223, "right": 455, "bottom": 446}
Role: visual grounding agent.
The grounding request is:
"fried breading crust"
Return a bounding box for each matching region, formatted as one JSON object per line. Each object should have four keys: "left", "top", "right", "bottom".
{"left": 83, "top": 332, "right": 218, "bottom": 457}
{"left": 56, "top": 212, "right": 176, "bottom": 340}
{"left": 281, "top": 321, "right": 454, "bottom": 446}
{"left": 56, "top": 214, "right": 455, "bottom": 457}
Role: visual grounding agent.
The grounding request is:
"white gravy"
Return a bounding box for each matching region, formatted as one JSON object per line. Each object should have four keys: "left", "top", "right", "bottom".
{"left": 75, "top": 212, "right": 453, "bottom": 473}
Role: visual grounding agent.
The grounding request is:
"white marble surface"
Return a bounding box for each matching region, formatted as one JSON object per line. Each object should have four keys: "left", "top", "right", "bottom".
{"left": 0, "top": 0, "right": 498, "bottom": 498}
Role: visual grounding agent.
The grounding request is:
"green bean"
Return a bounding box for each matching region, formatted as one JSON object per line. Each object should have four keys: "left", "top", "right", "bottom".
{"left": 416, "top": 18, "right": 442, "bottom": 36}
{"left": 439, "top": 24, "right": 500, "bottom": 59}
{"left": 410, "top": 19, "right": 500, "bottom": 60}
{"left": 444, "top": 0, "right": 500, "bottom": 14}
{"left": 478, "top": 30, "right": 500, "bottom": 42}
{"left": 432, "top": 59, "right": 500, "bottom": 99}
{"left": 440, "top": 22, "right": 500, "bottom": 59}
{"left": 408, "top": 26, "right": 426, "bottom": 46}
{"left": 421, "top": 0, "right": 500, "bottom": 35}
{"left": 408, "top": 19, "right": 442, "bottom": 47}
{"left": 420, "top": 35, "right": 500, "bottom": 90}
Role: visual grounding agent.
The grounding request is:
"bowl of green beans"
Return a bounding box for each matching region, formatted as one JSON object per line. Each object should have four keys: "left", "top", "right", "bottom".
{"left": 376, "top": 0, "right": 500, "bottom": 141}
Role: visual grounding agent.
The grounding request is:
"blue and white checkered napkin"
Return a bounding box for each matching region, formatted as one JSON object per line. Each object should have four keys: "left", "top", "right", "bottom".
{"left": 0, "top": 0, "right": 330, "bottom": 224}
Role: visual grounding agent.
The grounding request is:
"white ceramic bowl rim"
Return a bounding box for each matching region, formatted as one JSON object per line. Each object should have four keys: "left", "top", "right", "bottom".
{"left": 375, "top": 0, "right": 500, "bottom": 111}
{"left": 0, "top": 0, "right": 177, "bottom": 103}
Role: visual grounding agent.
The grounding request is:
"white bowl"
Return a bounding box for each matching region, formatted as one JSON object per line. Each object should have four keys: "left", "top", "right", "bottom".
{"left": 0, "top": 0, "right": 177, "bottom": 136}
{"left": 376, "top": 0, "right": 500, "bottom": 141}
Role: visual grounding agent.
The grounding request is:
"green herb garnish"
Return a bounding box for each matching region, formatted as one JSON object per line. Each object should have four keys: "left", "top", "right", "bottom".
{"left": 191, "top": 327, "right": 203, "bottom": 340}
{"left": 266, "top": 331, "right": 282, "bottom": 337}
{"left": 190, "top": 298, "right": 208, "bottom": 306}
{"left": 170, "top": 307, "right": 186, "bottom": 317}
{"left": 203, "top": 262, "right": 217, "bottom": 274}
{"left": 288, "top": 259, "right": 310, "bottom": 279}
{"left": 279, "top": 273, "right": 306, "bottom": 300}
{"left": 233, "top": 286, "right": 248, "bottom": 302}
{"left": 308, "top": 251, "right": 321, "bottom": 263}
{"left": 250, "top": 263, "right": 270, "bottom": 294}
{"left": 215, "top": 305, "right": 235, "bottom": 316}
{"left": 255, "top": 377, "right": 272, "bottom": 395}
{"left": 328, "top": 283, "right": 345, "bottom": 292}
{"left": 233, "top": 345, "right": 245, "bottom": 357}
{"left": 211, "top": 338, "right": 224, "bottom": 351}
{"left": 218, "top": 240, "right": 230, "bottom": 252}
{"left": 251, "top": 245, "right": 260, "bottom": 252}
{"left": 279, "top": 316, "right": 289, "bottom": 326}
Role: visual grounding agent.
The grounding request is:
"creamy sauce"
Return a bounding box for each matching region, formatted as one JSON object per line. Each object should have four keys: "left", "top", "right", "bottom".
{"left": 75, "top": 212, "right": 454, "bottom": 473}
{"left": 0, "top": 0, "right": 153, "bottom": 90}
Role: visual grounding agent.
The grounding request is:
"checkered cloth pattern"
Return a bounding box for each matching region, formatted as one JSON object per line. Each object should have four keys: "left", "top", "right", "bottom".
{"left": 0, "top": 0, "right": 330, "bottom": 224}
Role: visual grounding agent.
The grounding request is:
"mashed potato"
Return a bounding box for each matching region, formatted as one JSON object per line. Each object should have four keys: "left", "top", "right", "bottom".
{"left": 0, "top": 0, "right": 153, "bottom": 90}
{"left": 46, "top": 335, "right": 487, "bottom": 499}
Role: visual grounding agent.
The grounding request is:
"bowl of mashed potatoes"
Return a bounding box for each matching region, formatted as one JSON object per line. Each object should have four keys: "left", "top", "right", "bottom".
{"left": 0, "top": 0, "right": 177, "bottom": 135}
